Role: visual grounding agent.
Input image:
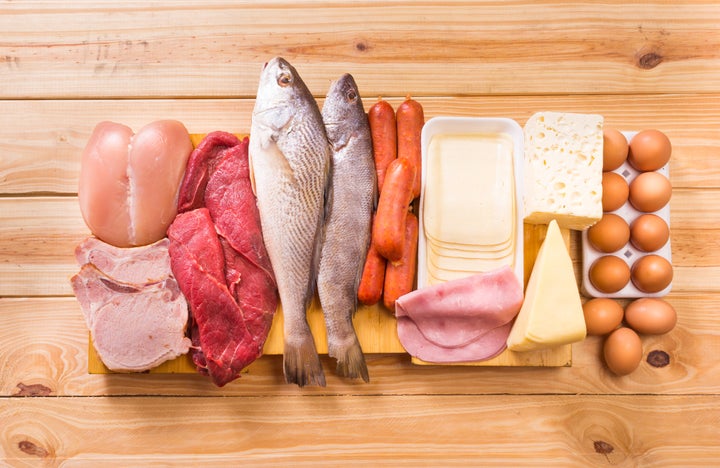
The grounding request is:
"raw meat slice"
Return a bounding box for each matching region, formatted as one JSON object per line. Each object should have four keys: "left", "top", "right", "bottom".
{"left": 395, "top": 265, "right": 523, "bottom": 362}
{"left": 168, "top": 213, "right": 258, "bottom": 384}
{"left": 71, "top": 263, "right": 191, "bottom": 372}
{"left": 75, "top": 236, "right": 171, "bottom": 285}
{"left": 169, "top": 133, "right": 278, "bottom": 386}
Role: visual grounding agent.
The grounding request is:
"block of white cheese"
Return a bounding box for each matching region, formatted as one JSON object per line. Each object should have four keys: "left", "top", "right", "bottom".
{"left": 523, "top": 111, "right": 603, "bottom": 230}
{"left": 506, "top": 219, "right": 586, "bottom": 351}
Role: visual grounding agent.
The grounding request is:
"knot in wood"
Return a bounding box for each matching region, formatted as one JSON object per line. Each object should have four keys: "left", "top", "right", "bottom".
{"left": 15, "top": 382, "right": 52, "bottom": 396}
{"left": 594, "top": 440, "right": 614, "bottom": 454}
{"left": 18, "top": 440, "right": 49, "bottom": 458}
{"left": 647, "top": 350, "right": 670, "bottom": 367}
{"left": 637, "top": 52, "right": 663, "bottom": 69}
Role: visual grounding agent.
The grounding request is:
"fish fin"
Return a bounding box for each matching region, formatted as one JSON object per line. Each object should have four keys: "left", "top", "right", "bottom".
{"left": 248, "top": 148, "right": 257, "bottom": 196}
{"left": 284, "top": 334, "right": 326, "bottom": 387}
{"left": 331, "top": 335, "right": 369, "bottom": 383}
{"left": 306, "top": 145, "right": 333, "bottom": 309}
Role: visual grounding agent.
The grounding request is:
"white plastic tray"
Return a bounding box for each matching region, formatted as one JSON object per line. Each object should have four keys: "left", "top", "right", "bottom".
{"left": 418, "top": 116, "right": 525, "bottom": 290}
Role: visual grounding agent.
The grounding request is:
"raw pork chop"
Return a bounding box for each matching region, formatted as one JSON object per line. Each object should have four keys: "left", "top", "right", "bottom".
{"left": 75, "top": 237, "right": 172, "bottom": 285}
{"left": 72, "top": 251, "right": 191, "bottom": 372}
{"left": 169, "top": 132, "right": 277, "bottom": 387}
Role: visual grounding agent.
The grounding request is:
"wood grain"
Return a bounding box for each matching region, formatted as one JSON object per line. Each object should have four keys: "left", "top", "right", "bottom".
{"left": 2, "top": 1, "right": 719, "bottom": 464}
{"left": 2, "top": 293, "right": 717, "bottom": 397}
{"left": 1, "top": 94, "right": 718, "bottom": 195}
{"left": 2, "top": 193, "right": 717, "bottom": 297}
{"left": 1, "top": 2, "right": 719, "bottom": 99}
{"left": 2, "top": 395, "right": 719, "bottom": 465}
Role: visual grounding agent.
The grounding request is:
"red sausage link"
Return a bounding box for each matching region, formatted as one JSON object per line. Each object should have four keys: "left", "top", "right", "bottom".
{"left": 357, "top": 243, "right": 387, "bottom": 306}
{"left": 383, "top": 211, "right": 419, "bottom": 311}
{"left": 372, "top": 158, "right": 416, "bottom": 262}
{"left": 396, "top": 95, "right": 424, "bottom": 199}
{"left": 368, "top": 98, "right": 397, "bottom": 193}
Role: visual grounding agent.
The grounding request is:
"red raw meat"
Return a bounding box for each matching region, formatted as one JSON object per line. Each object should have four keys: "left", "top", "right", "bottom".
{"left": 169, "top": 132, "right": 277, "bottom": 386}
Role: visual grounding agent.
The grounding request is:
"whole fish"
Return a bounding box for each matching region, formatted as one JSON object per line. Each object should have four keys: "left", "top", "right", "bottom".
{"left": 249, "top": 57, "right": 331, "bottom": 387}
{"left": 318, "top": 74, "right": 375, "bottom": 382}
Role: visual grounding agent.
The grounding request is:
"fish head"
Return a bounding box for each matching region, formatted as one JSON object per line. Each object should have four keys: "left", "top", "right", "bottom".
{"left": 252, "top": 57, "right": 316, "bottom": 144}
{"left": 321, "top": 73, "right": 366, "bottom": 149}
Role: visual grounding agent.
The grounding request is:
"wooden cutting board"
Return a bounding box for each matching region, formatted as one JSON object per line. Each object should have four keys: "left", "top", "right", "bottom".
{"left": 88, "top": 217, "right": 572, "bottom": 373}
{"left": 88, "top": 133, "right": 572, "bottom": 373}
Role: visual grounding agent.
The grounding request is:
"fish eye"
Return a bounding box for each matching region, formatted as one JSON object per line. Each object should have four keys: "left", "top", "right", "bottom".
{"left": 347, "top": 90, "right": 357, "bottom": 101}
{"left": 277, "top": 73, "right": 292, "bottom": 87}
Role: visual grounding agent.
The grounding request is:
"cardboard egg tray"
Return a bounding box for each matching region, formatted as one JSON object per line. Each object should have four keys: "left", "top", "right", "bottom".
{"left": 581, "top": 131, "right": 672, "bottom": 298}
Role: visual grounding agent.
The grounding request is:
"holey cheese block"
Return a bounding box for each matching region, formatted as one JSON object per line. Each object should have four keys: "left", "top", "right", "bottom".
{"left": 88, "top": 133, "right": 572, "bottom": 375}
{"left": 523, "top": 112, "right": 604, "bottom": 231}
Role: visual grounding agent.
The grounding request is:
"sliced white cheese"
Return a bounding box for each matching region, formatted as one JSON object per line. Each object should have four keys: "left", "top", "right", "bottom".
{"left": 424, "top": 133, "right": 515, "bottom": 245}
{"left": 423, "top": 132, "right": 518, "bottom": 287}
{"left": 523, "top": 111, "right": 603, "bottom": 230}
{"left": 506, "top": 219, "right": 586, "bottom": 351}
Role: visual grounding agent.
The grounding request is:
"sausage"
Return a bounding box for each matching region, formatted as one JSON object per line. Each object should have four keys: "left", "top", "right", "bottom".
{"left": 372, "top": 157, "right": 416, "bottom": 262}
{"left": 396, "top": 95, "right": 424, "bottom": 199}
{"left": 357, "top": 241, "right": 387, "bottom": 306}
{"left": 383, "top": 211, "right": 419, "bottom": 311}
{"left": 368, "top": 97, "right": 397, "bottom": 192}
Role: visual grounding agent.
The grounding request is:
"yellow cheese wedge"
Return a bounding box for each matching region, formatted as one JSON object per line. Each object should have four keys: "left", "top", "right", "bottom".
{"left": 506, "top": 219, "right": 586, "bottom": 351}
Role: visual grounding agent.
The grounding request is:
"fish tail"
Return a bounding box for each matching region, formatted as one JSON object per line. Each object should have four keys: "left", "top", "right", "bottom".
{"left": 283, "top": 332, "right": 326, "bottom": 387}
{"left": 331, "top": 335, "right": 369, "bottom": 383}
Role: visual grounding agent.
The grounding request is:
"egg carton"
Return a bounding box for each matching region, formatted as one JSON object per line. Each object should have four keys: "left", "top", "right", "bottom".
{"left": 581, "top": 131, "right": 672, "bottom": 298}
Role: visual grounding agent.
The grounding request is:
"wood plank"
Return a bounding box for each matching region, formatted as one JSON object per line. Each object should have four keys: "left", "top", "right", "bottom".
{"left": 1, "top": 395, "right": 718, "bottom": 465}
{"left": 2, "top": 194, "right": 717, "bottom": 297}
{"left": 1, "top": 94, "right": 718, "bottom": 195}
{"left": 2, "top": 293, "right": 717, "bottom": 397}
{"left": 1, "top": 2, "right": 719, "bottom": 99}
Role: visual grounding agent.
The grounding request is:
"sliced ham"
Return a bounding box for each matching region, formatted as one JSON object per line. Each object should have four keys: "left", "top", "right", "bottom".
{"left": 78, "top": 120, "right": 193, "bottom": 247}
{"left": 395, "top": 265, "right": 523, "bottom": 363}
{"left": 71, "top": 263, "right": 191, "bottom": 372}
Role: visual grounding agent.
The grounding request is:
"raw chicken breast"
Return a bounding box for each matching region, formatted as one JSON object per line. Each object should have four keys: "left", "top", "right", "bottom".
{"left": 79, "top": 120, "right": 193, "bottom": 247}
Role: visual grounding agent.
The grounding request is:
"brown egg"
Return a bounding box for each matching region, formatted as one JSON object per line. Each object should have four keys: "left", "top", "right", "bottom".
{"left": 631, "top": 255, "right": 673, "bottom": 293}
{"left": 628, "top": 129, "right": 671, "bottom": 171}
{"left": 587, "top": 214, "right": 630, "bottom": 253}
{"left": 625, "top": 298, "right": 677, "bottom": 335}
{"left": 602, "top": 172, "right": 630, "bottom": 212}
{"left": 630, "top": 214, "right": 670, "bottom": 252}
{"left": 629, "top": 172, "right": 672, "bottom": 212}
{"left": 589, "top": 255, "right": 631, "bottom": 293}
{"left": 583, "top": 298, "right": 624, "bottom": 336}
{"left": 604, "top": 327, "right": 643, "bottom": 376}
{"left": 603, "top": 128, "right": 629, "bottom": 171}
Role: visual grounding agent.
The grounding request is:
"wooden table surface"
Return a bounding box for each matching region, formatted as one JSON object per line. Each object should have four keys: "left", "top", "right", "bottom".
{"left": 2, "top": 1, "right": 719, "bottom": 465}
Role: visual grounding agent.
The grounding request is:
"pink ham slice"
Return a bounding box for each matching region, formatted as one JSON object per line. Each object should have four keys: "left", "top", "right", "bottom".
{"left": 395, "top": 265, "right": 523, "bottom": 363}
{"left": 72, "top": 263, "right": 191, "bottom": 372}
